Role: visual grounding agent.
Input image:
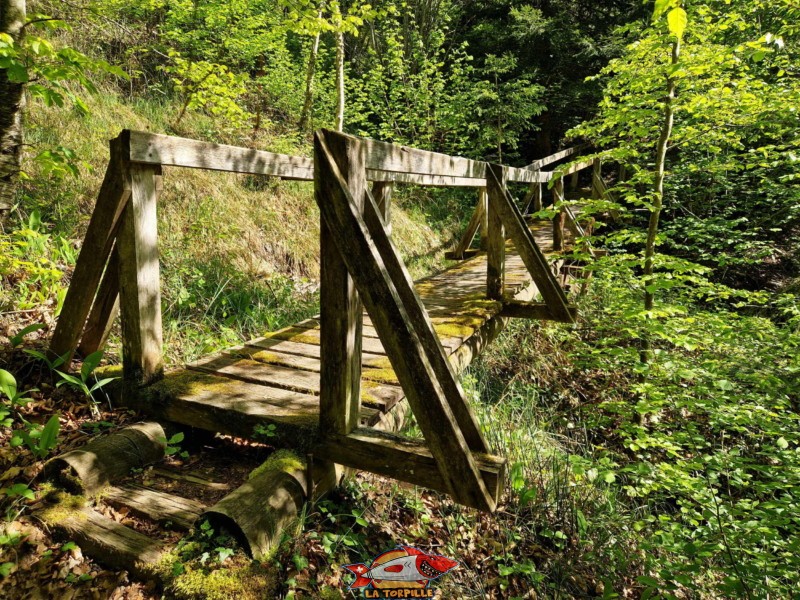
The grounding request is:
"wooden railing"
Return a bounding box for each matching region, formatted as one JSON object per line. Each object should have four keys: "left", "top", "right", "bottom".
{"left": 50, "top": 128, "right": 604, "bottom": 511}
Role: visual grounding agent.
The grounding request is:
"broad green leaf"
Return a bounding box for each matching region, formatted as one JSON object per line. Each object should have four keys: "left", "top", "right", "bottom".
{"left": 10, "top": 323, "right": 46, "bottom": 347}
{"left": 37, "top": 415, "right": 61, "bottom": 456}
{"left": 89, "top": 378, "right": 117, "bottom": 393}
{"left": 776, "top": 437, "right": 789, "bottom": 450}
{"left": 667, "top": 7, "right": 687, "bottom": 39}
{"left": 0, "top": 370, "right": 16, "bottom": 401}
{"left": 80, "top": 350, "right": 104, "bottom": 381}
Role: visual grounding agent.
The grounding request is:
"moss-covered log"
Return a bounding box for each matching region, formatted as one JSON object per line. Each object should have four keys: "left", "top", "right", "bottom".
{"left": 202, "top": 450, "right": 342, "bottom": 560}
{"left": 44, "top": 422, "right": 167, "bottom": 495}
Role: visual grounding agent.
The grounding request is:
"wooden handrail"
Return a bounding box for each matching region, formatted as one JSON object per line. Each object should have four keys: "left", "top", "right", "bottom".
{"left": 525, "top": 144, "right": 588, "bottom": 170}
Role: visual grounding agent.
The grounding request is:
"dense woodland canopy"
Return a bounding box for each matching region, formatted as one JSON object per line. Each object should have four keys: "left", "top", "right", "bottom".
{"left": 0, "top": 0, "right": 799, "bottom": 598}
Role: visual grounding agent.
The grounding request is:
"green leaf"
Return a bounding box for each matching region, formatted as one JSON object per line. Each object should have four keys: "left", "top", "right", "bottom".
{"left": 776, "top": 437, "right": 789, "bottom": 450}
{"left": 89, "top": 378, "right": 117, "bottom": 394}
{"left": 667, "top": 7, "right": 687, "bottom": 39}
{"left": 37, "top": 415, "right": 61, "bottom": 457}
{"left": 80, "top": 350, "right": 104, "bottom": 382}
{"left": 653, "top": 0, "right": 675, "bottom": 20}
{"left": 10, "top": 323, "right": 46, "bottom": 347}
{"left": 56, "top": 371, "right": 84, "bottom": 388}
{"left": 168, "top": 432, "right": 185, "bottom": 445}
{"left": 0, "top": 562, "right": 13, "bottom": 577}
{"left": 0, "top": 370, "right": 17, "bottom": 401}
{"left": 7, "top": 483, "right": 35, "bottom": 500}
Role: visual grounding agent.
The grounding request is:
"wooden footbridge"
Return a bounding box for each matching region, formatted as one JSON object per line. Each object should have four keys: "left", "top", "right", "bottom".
{"left": 45, "top": 129, "right": 606, "bottom": 555}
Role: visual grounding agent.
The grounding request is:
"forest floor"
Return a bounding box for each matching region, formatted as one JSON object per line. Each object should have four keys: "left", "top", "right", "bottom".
{"left": 0, "top": 330, "right": 613, "bottom": 600}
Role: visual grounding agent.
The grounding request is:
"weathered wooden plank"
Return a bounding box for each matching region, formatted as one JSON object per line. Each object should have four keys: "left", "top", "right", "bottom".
{"left": 318, "top": 428, "right": 506, "bottom": 510}
{"left": 187, "top": 354, "right": 400, "bottom": 413}
{"left": 125, "top": 371, "right": 381, "bottom": 443}
{"left": 559, "top": 158, "right": 595, "bottom": 176}
{"left": 315, "top": 130, "right": 495, "bottom": 511}
{"left": 318, "top": 133, "right": 365, "bottom": 436}
{"left": 117, "top": 163, "right": 164, "bottom": 385}
{"left": 328, "top": 129, "right": 486, "bottom": 179}
{"left": 128, "top": 130, "right": 315, "bottom": 179}
{"left": 504, "top": 165, "right": 552, "bottom": 184}
{"left": 50, "top": 134, "right": 131, "bottom": 364}
{"left": 41, "top": 508, "right": 165, "bottom": 579}
{"left": 367, "top": 170, "right": 486, "bottom": 187}
{"left": 103, "top": 484, "right": 205, "bottom": 530}
{"left": 486, "top": 166, "right": 506, "bottom": 300}
{"left": 526, "top": 144, "right": 587, "bottom": 170}
{"left": 247, "top": 336, "right": 386, "bottom": 362}
{"left": 77, "top": 246, "right": 120, "bottom": 357}
{"left": 487, "top": 164, "right": 575, "bottom": 323}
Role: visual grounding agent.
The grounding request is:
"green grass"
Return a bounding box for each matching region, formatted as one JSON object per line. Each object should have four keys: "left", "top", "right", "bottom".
{"left": 11, "top": 81, "right": 471, "bottom": 365}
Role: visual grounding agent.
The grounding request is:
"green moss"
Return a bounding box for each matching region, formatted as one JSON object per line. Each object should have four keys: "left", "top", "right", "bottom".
{"left": 38, "top": 490, "right": 88, "bottom": 523}
{"left": 263, "top": 326, "right": 321, "bottom": 346}
{"left": 149, "top": 551, "right": 278, "bottom": 600}
{"left": 249, "top": 350, "right": 282, "bottom": 364}
{"left": 94, "top": 364, "right": 124, "bottom": 379}
{"left": 362, "top": 367, "right": 400, "bottom": 385}
{"left": 249, "top": 449, "right": 304, "bottom": 480}
{"left": 149, "top": 370, "right": 243, "bottom": 398}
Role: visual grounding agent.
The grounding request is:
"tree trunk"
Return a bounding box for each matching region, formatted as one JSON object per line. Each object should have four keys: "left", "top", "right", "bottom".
{"left": 0, "top": 0, "right": 26, "bottom": 212}
{"left": 299, "top": 23, "right": 322, "bottom": 133}
{"left": 335, "top": 30, "right": 344, "bottom": 132}
{"left": 641, "top": 38, "right": 680, "bottom": 362}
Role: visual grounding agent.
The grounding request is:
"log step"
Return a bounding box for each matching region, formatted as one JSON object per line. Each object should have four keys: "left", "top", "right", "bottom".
{"left": 44, "top": 508, "right": 165, "bottom": 579}
{"left": 103, "top": 484, "right": 206, "bottom": 530}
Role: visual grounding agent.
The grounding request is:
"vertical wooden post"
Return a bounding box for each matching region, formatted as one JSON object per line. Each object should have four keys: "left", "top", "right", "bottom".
{"left": 532, "top": 183, "right": 543, "bottom": 213}
{"left": 592, "top": 158, "right": 603, "bottom": 199}
{"left": 552, "top": 178, "right": 565, "bottom": 252}
{"left": 371, "top": 181, "right": 393, "bottom": 237}
{"left": 50, "top": 134, "right": 131, "bottom": 365}
{"left": 569, "top": 170, "right": 579, "bottom": 192}
{"left": 77, "top": 246, "right": 120, "bottom": 357}
{"left": 485, "top": 165, "right": 506, "bottom": 300}
{"left": 317, "top": 131, "right": 365, "bottom": 436}
{"left": 117, "top": 163, "right": 163, "bottom": 385}
{"left": 478, "top": 188, "right": 488, "bottom": 250}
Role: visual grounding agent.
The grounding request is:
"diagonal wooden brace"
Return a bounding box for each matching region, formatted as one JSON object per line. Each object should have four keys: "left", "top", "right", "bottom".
{"left": 314, "top": 129, "right": 495, "bottom": 511}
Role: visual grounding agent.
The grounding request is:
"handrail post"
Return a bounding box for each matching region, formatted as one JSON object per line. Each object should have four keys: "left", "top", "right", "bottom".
{"left": 552, "top": 178, "right": 565, "bottom": 252}
{"left": 118, "top": 162, "right": 164, "bottom": 385}
{"left": 486, "top": 165, "right": 506, "bottom": 300}
{"left": 592, "top": 158, "right": 603, "bottom": 200}
{"left": 478, "top": 188, "right": 488, "bottom": 250}
{"left": 316, "top": 131, "right": 365, "bottom": 436}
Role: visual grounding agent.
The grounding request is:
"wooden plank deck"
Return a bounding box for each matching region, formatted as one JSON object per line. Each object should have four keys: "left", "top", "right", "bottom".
{"left": 118, "top": 220, "right": 564, "bottom": 446}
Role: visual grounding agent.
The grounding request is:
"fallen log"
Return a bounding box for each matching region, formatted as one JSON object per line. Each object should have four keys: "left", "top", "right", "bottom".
{"left": 201, "top": 450, "right": 341, "bottom": 560}
{"left": 43, "top": 422, "right": 167, "bottom": 495}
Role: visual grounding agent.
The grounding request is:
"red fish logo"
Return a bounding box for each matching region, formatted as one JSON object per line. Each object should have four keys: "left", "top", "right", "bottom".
{"left": 342, "top": 545, "right": 459, "bottom": 591}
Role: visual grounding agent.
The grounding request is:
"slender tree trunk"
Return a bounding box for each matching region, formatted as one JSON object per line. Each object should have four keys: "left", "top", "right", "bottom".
{"left": 299, "top": 9, "right": 323, "bottom": 133}
{"left": 335, "top": 30, "right": 345, "bottom": 132}
{"left": 0, "top": 0, "right": 26, "bottom": 212}
{"left": 641, "top": 38, "right": 680, "bottom": 362}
